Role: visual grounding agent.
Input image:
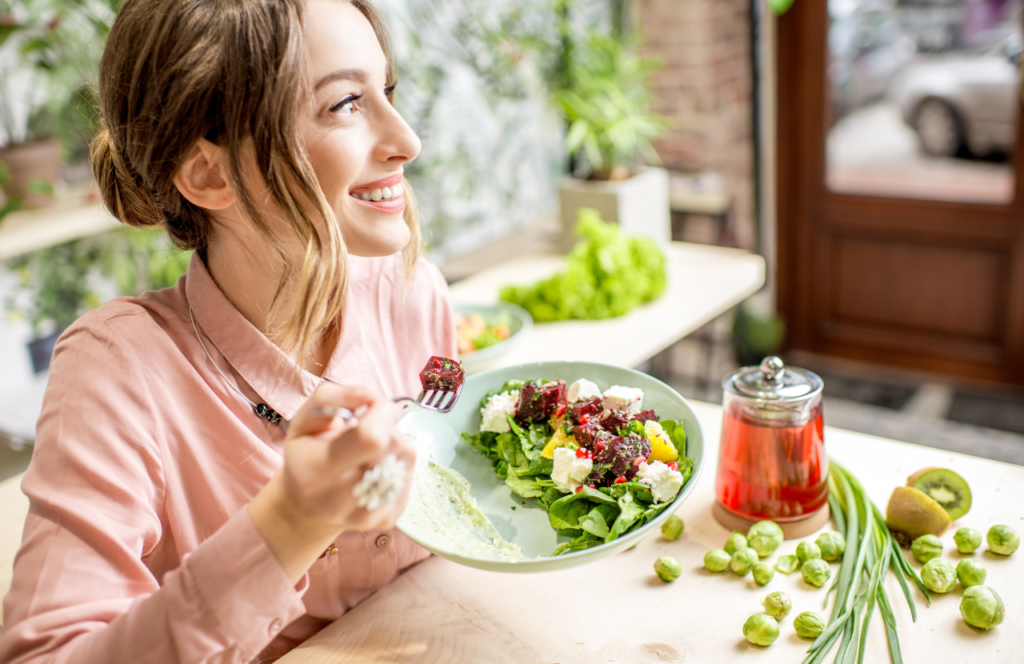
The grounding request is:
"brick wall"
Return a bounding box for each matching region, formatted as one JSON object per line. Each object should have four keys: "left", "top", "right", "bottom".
{"left": 639, "top": 0, "right": 756, "bottom": 251}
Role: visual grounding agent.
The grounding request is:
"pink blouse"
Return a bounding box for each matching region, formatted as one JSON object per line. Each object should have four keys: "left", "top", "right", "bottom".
{"left": 0, "top": 251, "right": 458, "bottom": 663}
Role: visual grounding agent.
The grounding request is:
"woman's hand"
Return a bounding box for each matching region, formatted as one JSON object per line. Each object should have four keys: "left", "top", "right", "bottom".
{"left": 249, "top": 383, "right": 415, "bottom": 583}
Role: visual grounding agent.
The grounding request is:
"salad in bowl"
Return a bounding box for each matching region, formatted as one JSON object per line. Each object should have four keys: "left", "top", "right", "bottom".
{"left": 463, "top": 377, "right": 691, "bottom": 555}
{"left": 396, "top": 361, "right": 704, "bottom": 573}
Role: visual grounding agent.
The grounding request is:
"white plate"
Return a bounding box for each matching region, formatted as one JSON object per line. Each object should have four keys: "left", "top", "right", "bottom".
{"left": 396, "top": 361, "right": 706, "bottom": 573}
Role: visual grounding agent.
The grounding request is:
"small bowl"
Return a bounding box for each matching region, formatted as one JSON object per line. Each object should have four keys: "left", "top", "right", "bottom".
{"left": 454, "top": 302, "right": 533, "bottom": 375}
{"left": 396, "top": 361, "right": 706, "bottom": 573}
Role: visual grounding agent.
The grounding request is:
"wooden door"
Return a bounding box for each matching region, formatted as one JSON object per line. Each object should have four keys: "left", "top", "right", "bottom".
{"left": 776, "top": 0, "right": 1024, "bottom": 385}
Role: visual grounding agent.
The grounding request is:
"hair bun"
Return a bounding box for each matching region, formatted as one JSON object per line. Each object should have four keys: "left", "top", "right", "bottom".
{"left": 90, "top": 125, "right": 164, "bottom": 228}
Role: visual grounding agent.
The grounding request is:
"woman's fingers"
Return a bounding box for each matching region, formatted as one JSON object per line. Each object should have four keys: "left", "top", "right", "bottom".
{"left": 287, "top": 383, "right": 376, "bottom": 438}
{"left": 326, "top": 395, "right": 402, "bottom": 470}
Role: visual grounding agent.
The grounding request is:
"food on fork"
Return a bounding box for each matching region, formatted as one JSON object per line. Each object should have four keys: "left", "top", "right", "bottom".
{"left": 419, "top": 356, "right": 465, "bottom": 392}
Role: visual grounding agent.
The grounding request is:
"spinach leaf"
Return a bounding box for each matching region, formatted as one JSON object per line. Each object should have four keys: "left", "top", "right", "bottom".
{"left": 461, "top": 430, "right": 499, "bottom": 459}
{"left": 607, "top": 492, "right": 645, "bottom": 542}
{"left": 580, "top": 504, "right": 619, "bottom": 539}
{"left": 505, "top": 467, "right": 555, "bottom": 498}
{"left": 552, "top": 532, "right": 603, "bottom": 556}
{"left": 548, "top": 487, "right": 617, "bottom": 534}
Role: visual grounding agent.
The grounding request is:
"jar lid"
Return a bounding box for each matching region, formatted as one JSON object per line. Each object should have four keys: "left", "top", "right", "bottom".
{"left": 726, "top": 356, "right": 822, "bottom": 402}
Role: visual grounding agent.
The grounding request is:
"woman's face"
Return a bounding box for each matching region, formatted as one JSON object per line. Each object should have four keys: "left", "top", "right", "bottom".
{"left": 300, "top": 0, "right": 421, "bottom": 257}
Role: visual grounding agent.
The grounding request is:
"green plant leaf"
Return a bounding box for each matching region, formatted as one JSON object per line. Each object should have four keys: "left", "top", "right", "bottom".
{"left": 766, "top": 0, "right": 796, "bottom": 15}
{"left": 26, "top": 178, "right": 55, "bottom": 197}
{"left": 0, "top": 160, "right": 10, "bottom": 186}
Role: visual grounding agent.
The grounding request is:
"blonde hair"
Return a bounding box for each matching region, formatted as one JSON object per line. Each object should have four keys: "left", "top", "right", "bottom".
{"left": 90, "top": 0, "right": 421, "bottom": 366}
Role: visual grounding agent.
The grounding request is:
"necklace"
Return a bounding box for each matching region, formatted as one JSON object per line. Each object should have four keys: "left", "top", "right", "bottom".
{"left": 189, "top": 306, "right": 283, "bottom": 424}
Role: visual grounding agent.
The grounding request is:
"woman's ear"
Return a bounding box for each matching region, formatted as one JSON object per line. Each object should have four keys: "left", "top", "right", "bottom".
{"left": 173, "top": 138, "right": 235, "bottom": 210}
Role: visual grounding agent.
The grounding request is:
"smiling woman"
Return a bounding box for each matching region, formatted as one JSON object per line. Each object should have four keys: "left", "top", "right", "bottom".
{"left": 0, "top": 1, "right": 458, "bottom": 663}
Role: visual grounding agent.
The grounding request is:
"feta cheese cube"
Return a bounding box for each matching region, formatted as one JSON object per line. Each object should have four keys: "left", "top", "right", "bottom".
{"left": 480, "top": 391, "right": 520, "bottom": 433}
{"left": 602, "top": 385, "right": 644, "bottom": 415}
{"left": 635, "top": 460, "right": 683, "bottom": 504}
{"left": 551, "top": 446, "right": 593, "bottom": 494}
{"left": 567, "top": 378, "right": 602, "bottom": 403}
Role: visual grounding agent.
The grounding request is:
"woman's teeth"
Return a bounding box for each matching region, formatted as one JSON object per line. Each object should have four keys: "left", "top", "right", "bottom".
{"left": 353, "top": 183, "right": 403, "bottom": 202}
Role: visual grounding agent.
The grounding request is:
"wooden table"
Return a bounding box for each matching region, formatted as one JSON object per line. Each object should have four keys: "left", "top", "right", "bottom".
{"left": 448, "top": 242, "right": 765, "bottom": 370}
{"left": 280, "top": 400, "right": 1023, "bottom": 664}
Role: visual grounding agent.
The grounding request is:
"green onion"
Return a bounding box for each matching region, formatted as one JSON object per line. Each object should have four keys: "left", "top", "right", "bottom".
{"left": 803, "top": 462, "right": 930, "bottom": 664}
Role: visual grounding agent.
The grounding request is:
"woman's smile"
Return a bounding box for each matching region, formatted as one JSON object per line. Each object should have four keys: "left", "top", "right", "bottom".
{"left": 349, "top": 171, "right": 405, "bottom": 213}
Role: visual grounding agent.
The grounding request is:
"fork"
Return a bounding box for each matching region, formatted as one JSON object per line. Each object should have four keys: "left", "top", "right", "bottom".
{"left": 299, "top": 381, "right": 465, "bottom": 424}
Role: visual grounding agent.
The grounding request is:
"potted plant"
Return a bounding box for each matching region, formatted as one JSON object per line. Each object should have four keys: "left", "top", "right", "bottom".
{"left": 3, "top": 228, "right": 189, "bottom": 373}
{"left": 4, "top": 236, "right": 102, "bottom": 372}
{"left": 553, "top": 30, "right": 670, "bottom": 250}
{"left": 0, "top": 0, "right": 117, "bottom": 207}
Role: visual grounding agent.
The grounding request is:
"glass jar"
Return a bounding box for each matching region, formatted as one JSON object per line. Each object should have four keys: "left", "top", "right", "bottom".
{"left": 715, "top": 356, "right": 827, "bottom": 522}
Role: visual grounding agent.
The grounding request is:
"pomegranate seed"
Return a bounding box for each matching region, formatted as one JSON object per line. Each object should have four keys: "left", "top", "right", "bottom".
{"left": 632, "top": 457, "right": 644, "bottom": 467}
{"left": 594, "top": 442, "right": 606, "bottom": 453}
{"left": 613, "top": 476, "right": 627, "bottom": 484}
{"left": 575, "top": 486, "right": 583, "bottom": 493}
{"left": 580, "top": 414, "right": 590, "bottom": 423}
{"left": 575, "top": 447, "right": 588, "bottom": 459}
{"left": 555, "top": 406, "right": 565, "bottom": 417}
{"left": 668, "top": 461, "right": 678, "bottom": 471}
{"left": 587, "top": 484, "right": 596, "bottom": 489}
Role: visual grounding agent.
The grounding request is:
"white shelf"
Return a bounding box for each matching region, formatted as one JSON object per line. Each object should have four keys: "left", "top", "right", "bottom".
{"left": 0, "top": 188, "right": 119, "bottom": 261}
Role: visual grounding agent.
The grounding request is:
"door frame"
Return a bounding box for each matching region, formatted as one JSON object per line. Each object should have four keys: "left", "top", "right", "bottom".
{"left": 776, "top": 0, "right": 1024, "bottom": 385}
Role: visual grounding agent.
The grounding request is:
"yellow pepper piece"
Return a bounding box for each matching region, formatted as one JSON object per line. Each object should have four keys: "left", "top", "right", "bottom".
{"left": 541, "top": 426, "right": 575, "bottom": 459}
{"left": 645, "top": 420, "right": 679, "bottom": 463}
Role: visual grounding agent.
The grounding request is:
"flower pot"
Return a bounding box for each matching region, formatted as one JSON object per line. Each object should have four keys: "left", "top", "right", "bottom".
{"left": 558, "top": 166, "right": 671, "bottom": 251}
{"left": 27, "top": 328, "right": 64, "bottom": 374}
{"left": 0, "top": 138, "right": 62, "bottom": 209}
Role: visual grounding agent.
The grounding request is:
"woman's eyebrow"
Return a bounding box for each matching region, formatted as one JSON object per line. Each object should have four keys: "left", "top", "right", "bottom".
{"left": 314, "top": 68, "right": 367, "bottom": 91}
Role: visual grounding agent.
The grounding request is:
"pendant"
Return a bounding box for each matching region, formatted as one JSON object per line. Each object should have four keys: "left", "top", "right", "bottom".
{"left": 254, "top": 403, "right": 282, "bottom": 424}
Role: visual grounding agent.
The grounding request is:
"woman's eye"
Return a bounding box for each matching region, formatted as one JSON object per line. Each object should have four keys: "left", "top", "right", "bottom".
{"left": 330, "top": 95, "right": 360, "bottom": 116}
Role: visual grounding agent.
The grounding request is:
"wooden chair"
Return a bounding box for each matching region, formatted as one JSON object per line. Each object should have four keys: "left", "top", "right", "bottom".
{"left": 0, "top": 472, "right": 29, "bottom": 627}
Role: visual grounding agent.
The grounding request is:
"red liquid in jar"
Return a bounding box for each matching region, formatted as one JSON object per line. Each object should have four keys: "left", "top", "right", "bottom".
{"left": 715, "top": 408, "right": 828, "bottom": 521}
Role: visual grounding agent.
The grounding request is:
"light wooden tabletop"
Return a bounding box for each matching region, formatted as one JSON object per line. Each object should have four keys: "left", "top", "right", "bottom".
{"left": 280, "top": 400, "right": 1023, "bottom": 664}
{"left": 447, "top": 242, "right": 766, "bottom": 370}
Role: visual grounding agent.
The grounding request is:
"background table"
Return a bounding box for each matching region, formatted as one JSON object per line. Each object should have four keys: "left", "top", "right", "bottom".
{"left": 280, "top": 401, "right": 1023, "bottom": 664}
{"left": 448, "top": 242, "right": 765, "bottom": 369}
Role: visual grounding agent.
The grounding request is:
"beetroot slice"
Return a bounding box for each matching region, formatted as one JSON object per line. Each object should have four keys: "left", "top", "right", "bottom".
{"left": 418, "top": 356, "right": 465, "bottom": 391}
{"left": 515, "top": 380, "right": 568, "bottom": 423}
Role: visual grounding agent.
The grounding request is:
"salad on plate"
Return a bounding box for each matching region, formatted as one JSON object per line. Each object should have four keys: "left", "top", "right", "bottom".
{"left": 462, "top": 377, "right": 692, "bottom": 555}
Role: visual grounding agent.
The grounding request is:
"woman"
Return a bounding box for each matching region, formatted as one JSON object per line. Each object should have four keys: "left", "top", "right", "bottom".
{"left": 0, "top": 0, "right": 456, "bottom": 662}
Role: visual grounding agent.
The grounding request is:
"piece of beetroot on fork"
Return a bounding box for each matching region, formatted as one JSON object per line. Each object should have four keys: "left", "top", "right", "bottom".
{"left": 418, "top": 356, "right": 465, "bottom": 392}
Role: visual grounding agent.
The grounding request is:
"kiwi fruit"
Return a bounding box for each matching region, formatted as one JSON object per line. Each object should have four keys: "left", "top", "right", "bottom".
{"left": 886, "top": 486, "right": 952, "bottom": 546}
{"left": 907, "top": 467, "right": 972, "bottom": 521}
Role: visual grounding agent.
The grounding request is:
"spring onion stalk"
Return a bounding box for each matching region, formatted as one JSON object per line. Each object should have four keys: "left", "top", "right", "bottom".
{"left": 802, "top": 462, "right": 930, "bottom": 664}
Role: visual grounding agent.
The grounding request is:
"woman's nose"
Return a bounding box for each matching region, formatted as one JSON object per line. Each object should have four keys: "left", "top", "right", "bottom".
{"left": 375, "top": 104, "right": 421, "bottom": 165}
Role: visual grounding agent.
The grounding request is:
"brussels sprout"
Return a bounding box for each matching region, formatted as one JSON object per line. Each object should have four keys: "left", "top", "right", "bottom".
{"left": 747, "top": 520, "right": 784, "bottom": 558}
{"left": 730, "top": 548, "right": 759, "bottom": 576}
{"left": 742, "top": 613, "right": 780, "bottom": 646}
{"left": 661, "top": 515, "right": 684, "bottom": 541}
{"left": 921, "top": 558, "right": 957, "bottom": 593}
{"left": 954, "top": 527, "right": 983, "bottom": 554}
{"left": 911, "top": 534, "right": 943, "bottom": 563}
{"left": 725, "top": 531, "right": 749, "bottom": 555}
{"left": 801, "top": 558, "right": 831, "bottom": 588}
{"left": 752, "top": 562, "right": 775, "bottom": 586}
{"left": 815, "top": 531, "right": 846, "bottom": 561}
{"left": 987, "top": 525, "right": 1019, "bottom": 556}
{"left": 793, "top": 611, "right": 826, "bottom": 639}
{"left": 796, "top": 541, "right": 822, "bottom": 563}
{"left": 957, "top": 559, "right": 987, "bottom": 589}
{"left": 776, "top": 554, "right": 800, "bottom": 574}
{"left": 654, "top": 556, "right": 681, "bottom": 582}
{"left": 761, "top": 591, "right": 792, "bottom": 619}
{"left": 960, "top": 586, "right": 1005, "bottom": 630}
{"left": 704, "top": 548, "right": 731, "bottom": 572}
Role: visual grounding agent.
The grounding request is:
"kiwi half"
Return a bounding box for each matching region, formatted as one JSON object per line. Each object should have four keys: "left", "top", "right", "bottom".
{"left": 886, "top": 486, "right": 952, "bottom": 546}
{"left": 907, "top": 467, "right": 972, "bottom": 521}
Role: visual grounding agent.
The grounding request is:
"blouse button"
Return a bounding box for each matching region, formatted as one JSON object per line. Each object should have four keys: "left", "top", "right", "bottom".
{"left": 268, "top": 618, "right": 283, "bottom": 636}
{"left": 375, "top": 534, "right": 391, "bottom": 549}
